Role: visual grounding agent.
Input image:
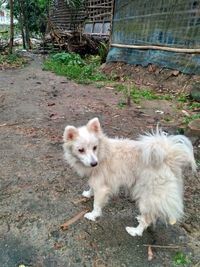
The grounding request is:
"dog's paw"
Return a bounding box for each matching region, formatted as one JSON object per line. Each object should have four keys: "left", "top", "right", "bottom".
{"left": 84, "top": 212, "right": 97, "bottom": 221}
{"left": 82, "top": 190, "right": 93, "bottom": 198}
{"left": 125, "top": 226, "right": 143, "bottom": 237}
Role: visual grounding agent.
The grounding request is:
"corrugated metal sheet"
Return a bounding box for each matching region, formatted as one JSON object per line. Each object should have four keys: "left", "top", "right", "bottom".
{"left": 107, "top": 0, "right": 200, "bottom": 74}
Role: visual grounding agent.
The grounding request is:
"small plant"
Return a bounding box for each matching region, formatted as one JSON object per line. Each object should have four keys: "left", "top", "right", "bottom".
{"left": 172, "top": 251, "right": 191, "bottom": 266}
{"left": 115, "top": 84, "right": 126, "bottom": 92}
{"left": 117, "top": 100, "right": 127, "bottom": 108}
{"left": 98, "top": 41, "right": 109, "bottom": 63}
{"left": 177, "top": 93, "right": 188, "bottom": 103}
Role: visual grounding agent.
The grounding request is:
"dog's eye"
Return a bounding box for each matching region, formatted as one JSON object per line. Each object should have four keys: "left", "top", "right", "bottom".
{"left": 78, "top": 148, "right": 85, "bottom": 153}
{"left": 93, "top": 146, "right": 97, "bottom": 151}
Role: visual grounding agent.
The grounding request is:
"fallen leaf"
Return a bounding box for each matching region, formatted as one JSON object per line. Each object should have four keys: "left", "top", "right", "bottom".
{"left": 172, "top": 70, "right": 179, "bottom": 76}
{"left": 54, "top": 242, "right": 64, "bottom": 250}
{"left": 92, "top": 258, "right": 106, "bottom": 267}
{"left": 148, "top": 246, "right": 153, "bottom": 261}
{"left": 181, "top": 110, "right": 190, "bottom": 117}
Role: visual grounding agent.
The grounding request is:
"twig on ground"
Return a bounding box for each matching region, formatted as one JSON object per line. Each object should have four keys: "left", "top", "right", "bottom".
{"left": 193, "top": 260, "right": 200, "bottom": 267}
{"left": 0, "top": 122, "right": 22, "bottom": 127}
{"left": 143, "top": 244, "right": 180, "bottom": 249}
{"left": 60, "top": 209, "right": 89, "bottom": 230}
{"left": 72, "top": 197, "right": 90, "bottom": 205}
{"left": 181, "top": 222, "right": 192, "bottom": 233}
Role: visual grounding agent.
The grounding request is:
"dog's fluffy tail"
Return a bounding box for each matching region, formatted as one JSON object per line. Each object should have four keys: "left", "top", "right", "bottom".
{"left": 138, "top": 129, "right": 197, "bottom": 172}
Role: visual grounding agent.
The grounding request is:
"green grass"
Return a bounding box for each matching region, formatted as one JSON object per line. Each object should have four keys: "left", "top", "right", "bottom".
{"left": 43, "top": 52, "right": 200, "bottom": 128}
{"left": 0, "top": 53, "right": 27, "bottom": 67}
{"left": 177, "top": 93, "right": 188, "bottom": 103}
{"left": 115, "top": 83, "right": 167, "bottom": 104}
{"left": 117, "top": 100, "right": 127, "bottom": 108}
{"left": 196, "top": 159, "right": 200, "bottom": 167}
{"left": 43, "top": 52, "right": 108, "bottom": 84}
{"left": 130, "top": 87, "right": 160, "bottom": 104}
{"left": 183, "top": 113, "right": 200, "bottom": 124}
{"left": 188, "top": 103, "right": 200, "bottom": 109}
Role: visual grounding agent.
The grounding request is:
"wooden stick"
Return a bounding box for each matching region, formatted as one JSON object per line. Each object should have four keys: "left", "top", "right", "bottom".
{"left": 194, "top": 260, "right": 200, "bottom": 267}
{"left": 111, "top": 43, "right": 200, "bottom": 54}
{"left": 143, "top": 244, "right": 180, "bottom": 249}
{"left": 60, "top": 209, "right": 89, "bottom": 230}
{"left": 72, "top": 197, "right": 90, "bottom": 205}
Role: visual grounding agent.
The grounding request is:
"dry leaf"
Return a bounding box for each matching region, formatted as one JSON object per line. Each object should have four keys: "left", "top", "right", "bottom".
{"left": 148, "top": 246, "right": 153, "bottom": 261}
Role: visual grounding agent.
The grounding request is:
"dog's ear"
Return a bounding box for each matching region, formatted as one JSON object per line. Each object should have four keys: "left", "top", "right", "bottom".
{"left": 63, "top": 126, "right": 78, "bottom": 141}
{"left": 87, "top": 117, "right": 101, "bottom": 134}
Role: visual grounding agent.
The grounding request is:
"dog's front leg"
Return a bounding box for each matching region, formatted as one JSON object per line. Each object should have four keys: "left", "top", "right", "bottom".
{"left": 126, "top": 215, "right": 150, "bottom": 237}
{"left": 82, "top": 187, "right": 94, "bottom": 198}
{"left": 84, "top": 186, "right": 109, "bottom": 221}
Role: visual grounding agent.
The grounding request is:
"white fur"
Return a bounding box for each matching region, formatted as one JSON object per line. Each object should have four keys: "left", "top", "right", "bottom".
{"left": 63, "top": 118, "right": 197, "bottom": 236}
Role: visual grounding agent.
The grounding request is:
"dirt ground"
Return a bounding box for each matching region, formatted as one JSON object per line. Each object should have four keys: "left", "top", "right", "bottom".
{"left": 0, "top": 56, "right": 199, "bottom": 267}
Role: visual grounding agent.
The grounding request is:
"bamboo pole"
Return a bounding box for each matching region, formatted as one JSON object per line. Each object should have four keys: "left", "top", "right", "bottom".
{"left": 111, "top": 43, "right": 200, "bottom": 54}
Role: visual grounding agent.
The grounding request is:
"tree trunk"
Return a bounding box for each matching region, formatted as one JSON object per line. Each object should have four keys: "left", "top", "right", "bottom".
{"left": 18, "top": 0, "right": 26, "bottom": 49}
{"left": 24, "top": 0, "right": 31, "bottom": 50}
{"left": 9, "top": 0, "right": 14, "bottom": 54}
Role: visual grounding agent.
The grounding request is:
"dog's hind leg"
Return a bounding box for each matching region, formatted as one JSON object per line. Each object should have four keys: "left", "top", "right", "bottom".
{"left": 84, "top": 186, "right": 110, "bottom": 221}
{"left": 82, "top": 187, "right": 94, "bottom": 198}
{"left": 126, "top": 214, "right": 151, "bottom": 237}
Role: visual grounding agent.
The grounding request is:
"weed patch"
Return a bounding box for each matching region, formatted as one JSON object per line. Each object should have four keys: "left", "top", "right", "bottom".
{"left": 43, "top": 52, "right": 108, "bottom": 84}
{"left": 172, "top": 251, "right": 191, "bottom": 266}
{"left": 183, "top": 113, "right": 200, "bottom": 124}
{"left": 115, "top": 83, "right": 170, "bottom": 104}
{"left": 0, "top": 53, "right": 27, "bottom": 68}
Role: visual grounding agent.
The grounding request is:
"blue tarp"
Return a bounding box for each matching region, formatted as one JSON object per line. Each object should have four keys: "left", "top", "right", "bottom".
{"left": 107, "top": 0, "right": 200, "bottom": 74}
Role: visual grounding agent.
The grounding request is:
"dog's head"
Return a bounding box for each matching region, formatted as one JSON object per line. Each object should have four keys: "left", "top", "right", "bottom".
{"left": 63, "top": 118, "right": 102, "bottom": 168}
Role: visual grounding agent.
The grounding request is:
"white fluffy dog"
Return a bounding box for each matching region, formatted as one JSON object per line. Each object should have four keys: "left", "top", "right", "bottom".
{"left": 63, "top": 118, "right": 196, "bottom": 236}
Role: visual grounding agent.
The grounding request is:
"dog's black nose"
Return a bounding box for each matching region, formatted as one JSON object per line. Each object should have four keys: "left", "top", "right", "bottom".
{"left": 91, "top": 162, "right": 98, "bottom": 167}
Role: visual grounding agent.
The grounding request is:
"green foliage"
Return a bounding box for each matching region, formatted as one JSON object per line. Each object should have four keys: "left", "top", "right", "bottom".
{"left": 51, "top": 52, "right": 84, "bottom": 66}
{"left": 8, "top": 0, "right": 49, "bottom": 36}
{"left": 172, "top": 252, "right": 191, "bottom": 266}
{"left": 117, "top": 100, "right": 127, "bottom": 108}
{"left": 98, "top": 41, "right": 109, "bottom": 63}
{"left": 0, "top": 53, "right": 27, "bottom": 67}
{"left": 116, "top": 83, "right": 161, "bottom": 104}
{"left": 43, "top": 52, "right": 107, "bottom": 84}
{"left": 115, "top": 84, "right": 125, "bottom": 92}
{"left": 196, "top": 159, "right": 200, "bottom": 167}
{"left": 131, "top": 86, "right": 159, "bottom": 104}
{"left": 177, "top": 93, "right": 188, "bottom": 103}
{"left": 183, "top": 113, "right": 200, "bottom": 124}
{"left": 188, "top": 102, "right": 200, "bottom": 109}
